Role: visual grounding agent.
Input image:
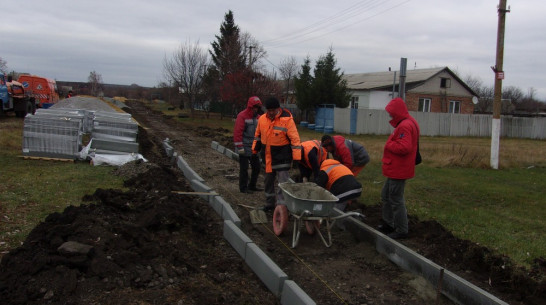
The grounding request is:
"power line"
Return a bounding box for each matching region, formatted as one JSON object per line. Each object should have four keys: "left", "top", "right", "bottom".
{"left": 261, "top": 0, "right": 379, "bottom": 45}
{"left": 261, "top": 0, "right": 411, "bottom": 48}
{"left": 270, "top": 0, "right": 411, "bottom": 48}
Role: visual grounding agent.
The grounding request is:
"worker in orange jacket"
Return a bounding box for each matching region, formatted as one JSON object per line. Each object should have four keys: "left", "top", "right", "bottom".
{"left": 298, "top": 140, "right": 328, "bottom": 182}
{"left": 252, "top": 97, "right": 301, "bottom": 211}
{"left": 315, "top": 159, "right": 362, "bottom": 212}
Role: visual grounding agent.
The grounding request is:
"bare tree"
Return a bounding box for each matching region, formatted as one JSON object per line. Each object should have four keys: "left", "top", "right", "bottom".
{"left": 278, "top": 56, "right": 300, "bottom": 104}
{"left": 464, "top": 74, "right": 493, "bottom": 113}
{"left": 240, "top": 31, "right": 267, "bottom": 71}
{"left": 0, "top": 57, "right": 7, "bottom": 74}
{"left": 501, "top": 85, "right": 524, "bottom": 113}
{"left": 163, "top": 40, "right": 210, "bottom": 113}
{"left": 519, "top": 87, "right": 544, "bottom": 114}
{"left": 88, "top": 71, "right": 103, "bottom": 97}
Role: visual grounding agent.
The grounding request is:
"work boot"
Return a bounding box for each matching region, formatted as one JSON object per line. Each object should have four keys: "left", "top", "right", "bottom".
{"left": 377, "top": 221, "right": 394, "bottom": 234}
{"left": 240, "top": 188, "right": 253, "bottom": 194}
{"left": 262, "top": 205, "right": 275, "bottom": 212}
{"left": 248, "top": 185, "right": 263, "bottom": 192}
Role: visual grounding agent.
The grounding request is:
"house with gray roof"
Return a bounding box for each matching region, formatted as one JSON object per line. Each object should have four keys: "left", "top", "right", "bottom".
{"left": 343, "top": 67, "right": 478, "bottom": 114}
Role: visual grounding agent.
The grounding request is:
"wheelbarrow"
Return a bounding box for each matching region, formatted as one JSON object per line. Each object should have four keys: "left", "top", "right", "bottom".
{"left": 273, "top": 182, "right": 363, "bottom": 248}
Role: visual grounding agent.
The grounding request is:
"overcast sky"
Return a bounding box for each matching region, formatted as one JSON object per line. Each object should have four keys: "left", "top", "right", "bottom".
{"left": 1, "top": 0, "right": 544, "bottom": 99}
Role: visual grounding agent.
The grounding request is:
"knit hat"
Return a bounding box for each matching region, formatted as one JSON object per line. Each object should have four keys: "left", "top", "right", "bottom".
{"left": 264, "top": 97, "right": 280, "bottom": 109}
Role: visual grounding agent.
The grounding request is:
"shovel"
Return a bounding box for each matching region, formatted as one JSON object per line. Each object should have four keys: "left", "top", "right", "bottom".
{"left": 237, "top": 203, "right": 268, "bottom": 224}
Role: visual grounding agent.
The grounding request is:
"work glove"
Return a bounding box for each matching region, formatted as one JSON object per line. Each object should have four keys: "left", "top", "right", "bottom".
{"left": 237, "top": 147, "right": 245, "bottom": 155}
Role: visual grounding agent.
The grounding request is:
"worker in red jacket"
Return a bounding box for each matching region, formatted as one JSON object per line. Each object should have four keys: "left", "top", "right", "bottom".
{"left": 233, "top": 96, "right": 263, "bottom": 193}
{"left": 378, "top": 97, "right": 420, "bottom": 240}
{"left": 298, "top": 140, "right": 328, "bottom": 182}
{"left": 252, "top": 97, "right": 301, "bottom": 211}
{"left": 315, "top": 159, "right": 362, "bottom": 212}
{"left": 321, "top": 134, "right": 370, "bottom": 176}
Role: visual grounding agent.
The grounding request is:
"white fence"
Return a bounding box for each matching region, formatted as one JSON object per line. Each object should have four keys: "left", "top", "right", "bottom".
{"left": 334, "top": 108, "right": 546, "bottom": 139}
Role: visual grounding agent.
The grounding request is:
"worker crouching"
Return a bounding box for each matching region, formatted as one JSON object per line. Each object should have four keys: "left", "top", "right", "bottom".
{"left": 315, "top": 159, "right": 362, "bottom": 212}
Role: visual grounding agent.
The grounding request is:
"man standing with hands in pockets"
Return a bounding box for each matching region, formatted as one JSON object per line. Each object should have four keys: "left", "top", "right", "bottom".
{"left": 378, "top": 97, "right": 420, "bottom": 240}
{"left": 234, "top": 96, "right": 263, "bottom": 193}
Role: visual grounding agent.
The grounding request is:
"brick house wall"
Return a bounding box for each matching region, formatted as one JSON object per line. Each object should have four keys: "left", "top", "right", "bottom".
{"left": 405, "top": 92, "right": 474, "bottom": 114}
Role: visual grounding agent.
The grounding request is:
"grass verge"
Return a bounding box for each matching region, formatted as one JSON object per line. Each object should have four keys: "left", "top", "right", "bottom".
{"left": 0, "top": 116, "right": 126, "bottom": 256}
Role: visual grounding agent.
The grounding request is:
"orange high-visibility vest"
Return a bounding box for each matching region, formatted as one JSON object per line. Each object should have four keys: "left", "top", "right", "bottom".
{"left": 252, "top": 108, "right": 301, "bottom": 173}
{"left": 301, "top": 140, "right": 327, "bottom": 169}
{"left": 320, "top": 159, "right": 353, "bottom": 190}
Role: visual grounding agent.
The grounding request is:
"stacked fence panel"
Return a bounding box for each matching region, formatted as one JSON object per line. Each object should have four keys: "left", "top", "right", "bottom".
{"left": 91, "top": 112, "right": 138, "bottom": 143}
{"left": 22, "top": 102, "right": 140, "bottom": 161}
{"left": 22, "top": 113, "right": 84, "bottom": 159}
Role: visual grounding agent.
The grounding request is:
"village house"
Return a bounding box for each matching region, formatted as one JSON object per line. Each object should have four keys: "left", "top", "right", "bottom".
{"left": 343, "top": 67, "right": 478, "bottom": 114}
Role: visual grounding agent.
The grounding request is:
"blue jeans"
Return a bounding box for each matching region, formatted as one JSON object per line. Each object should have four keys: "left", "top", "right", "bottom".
{"left": 381, "top": 178, "right": 408, "bottom": 234}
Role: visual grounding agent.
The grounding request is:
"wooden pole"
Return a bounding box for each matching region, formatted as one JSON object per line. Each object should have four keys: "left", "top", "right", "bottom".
{"left": 490, "top": 0, "right": 510, "bottom": 169}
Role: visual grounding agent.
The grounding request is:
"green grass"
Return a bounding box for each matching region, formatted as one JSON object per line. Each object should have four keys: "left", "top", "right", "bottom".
{"left": 407, "top": 166, "right": 545, "bottom": 266}
{"left": 0, "top": 116, "right": 126, "bottom": 255}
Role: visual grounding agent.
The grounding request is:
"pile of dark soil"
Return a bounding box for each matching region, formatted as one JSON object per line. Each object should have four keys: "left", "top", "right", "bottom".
{"left": 0, "top": 160, "right": 277, "bottom": 305}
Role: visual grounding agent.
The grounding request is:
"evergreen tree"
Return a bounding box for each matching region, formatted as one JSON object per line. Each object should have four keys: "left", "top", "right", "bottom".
{"left": 209, "top": 10, "right": 246, "bottom": 77}
{"left": 312, "top": 49, "right": 350, "bottom": 108}
{"left": 294, "top": 56, "right": 314, "bottom": 113}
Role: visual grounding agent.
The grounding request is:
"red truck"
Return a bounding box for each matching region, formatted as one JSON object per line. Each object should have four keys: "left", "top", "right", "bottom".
{"left": 17, "top": 74, "right": 59, "bottom": 108}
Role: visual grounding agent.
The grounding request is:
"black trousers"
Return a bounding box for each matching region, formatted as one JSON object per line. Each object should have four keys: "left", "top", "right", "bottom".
{"left": 239, "top": 154, "right": 260, "bottom": 191}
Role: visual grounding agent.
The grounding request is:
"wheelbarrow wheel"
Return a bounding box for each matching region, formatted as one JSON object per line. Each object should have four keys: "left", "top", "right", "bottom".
{"left": 273, "top": 205, "right": 289, "bottom": 236}
{"left": 305, "top": 220, "right": 321, "bottom": 235}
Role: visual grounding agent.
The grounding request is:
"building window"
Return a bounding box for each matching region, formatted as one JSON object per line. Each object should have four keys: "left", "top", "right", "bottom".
{"left": 351, "top": 96, "right": 359, "bottom": 109}
{"left": 418, "top": 98, "right": 431, "bottom": 112}
{"left": 449, "top": 100, "right": 461, "bottom": 113}
{"left": 440, "top": 78, "right": 451, "bottom": 88}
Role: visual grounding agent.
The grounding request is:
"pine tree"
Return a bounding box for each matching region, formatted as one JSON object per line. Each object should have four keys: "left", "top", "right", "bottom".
{"left": 312, "top": 49, "right": 350, "bottom": 108}
{"left": 294, "top": 56, "right": 314, "bottom": 113}
{"left": 209, "top": 10, "right": 246, "bottom": 78}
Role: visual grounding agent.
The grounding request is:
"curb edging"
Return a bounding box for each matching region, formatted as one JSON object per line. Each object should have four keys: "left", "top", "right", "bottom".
{"left": 166, "top": 140, "right": 313, "bottom": 304}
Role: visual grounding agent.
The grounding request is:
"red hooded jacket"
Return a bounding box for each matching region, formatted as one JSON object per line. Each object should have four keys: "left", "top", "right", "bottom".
{"left": 382, "top": 98, "right": 420, "bottom": 179}
{"left": 233, "top": 96, "right": 262, "bottom": 156}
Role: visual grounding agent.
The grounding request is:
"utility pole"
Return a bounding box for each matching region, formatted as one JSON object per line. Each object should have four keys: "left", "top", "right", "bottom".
{"left": 490, "top": 0, "right": 510, "bottom": 169}
{"left": 248, "top": 46, "right": 254, "bottom": 69}
{"left": 248, "top": 45, "right": 254, "bottom": 97}
{"left": 399, "top": 58, "right": 407, "bottom": 101}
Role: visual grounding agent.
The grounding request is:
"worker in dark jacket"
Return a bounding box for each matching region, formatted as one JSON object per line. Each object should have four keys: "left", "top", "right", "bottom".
{"left": 298, "top": 140, "right": 328, "bottom": 182}
{"left": 233, "top": 96, "right": 263, "bottom": 193}
{"left": 252, "top": 97, "right": 301, "bottom": 210}
{"left": 378, "top": 97, "right": 420, "bottom": 240}
{"left": 321, "top": 134, "right": 370, "bottom": 176}
{"left": 315, "top": 159, "right": 362, "bottom": 212}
